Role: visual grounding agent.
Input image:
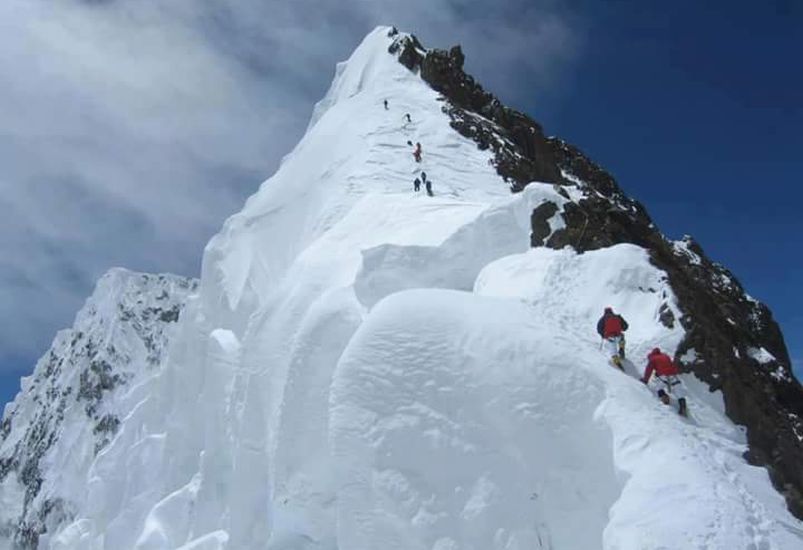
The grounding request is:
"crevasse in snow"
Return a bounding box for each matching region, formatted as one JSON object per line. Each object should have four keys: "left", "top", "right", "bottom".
{"left": 5, "top": 26, "right": 803, "bottom": 549}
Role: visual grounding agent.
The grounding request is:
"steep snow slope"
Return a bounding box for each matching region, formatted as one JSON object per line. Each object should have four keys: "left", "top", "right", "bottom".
{"left": 331, "top": 246, "right": 801, "bottom": 549}
{"left": 0, "top": 269, "right": 197, "bottom": 549}
{"left": 23, "top": 26, "right": 803, "bottom": 549}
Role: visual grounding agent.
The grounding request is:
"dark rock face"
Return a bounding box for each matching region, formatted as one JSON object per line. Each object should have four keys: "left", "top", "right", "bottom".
{"left": 550, "top": 142, "right": 803, "bottom": 518}
{"left": 388, "top": 29, "right": 424, "bottom": 71}
{"left": 530, "top": 201, "right": 559, "bottom": 247}
{"left": 389, "top": 35, "right": 561, "bottom": 189}
{"left": 552, "top": 148, "right": 803, "bottom": 519}
{"left": 392, "top": 34, "right": 803, "bottom": 519}
{"left": 545, "top": 142, "right": 803, "bottom": 517}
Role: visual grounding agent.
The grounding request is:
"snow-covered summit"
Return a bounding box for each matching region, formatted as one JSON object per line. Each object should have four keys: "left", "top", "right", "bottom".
{"left": 3, "top": 26, "right": 802, "bottom": 549}
{"left": 201, "top": 25, "right": 510, "bottom": 317}
{"left": 0, "top": 269, "right": 197, "bottom": 548}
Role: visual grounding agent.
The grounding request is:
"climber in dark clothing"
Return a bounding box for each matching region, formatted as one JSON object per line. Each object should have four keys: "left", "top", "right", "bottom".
{"left": 384, "top": 99, "right": 388, "bottom": 110}
{"left": 404, "top": 113, "right": 411, "bottom": 123}
{"left": 413, "top": 177, "right": 421, "bottom": 192}
{"left": 420, "top": 172, "right": 432, "bottom": 196}
{"left": 596, "top": 307, "right": 629, "bottom": 369}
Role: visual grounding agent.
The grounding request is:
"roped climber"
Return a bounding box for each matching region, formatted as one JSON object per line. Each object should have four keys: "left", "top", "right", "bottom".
{"left": 641, "top": 348, "right": 688, "bottom": 417}
{"left": 422, "top": 172, "right": 433, "bottom": 196}
{"left": 596, "top": 307, "right": 628, "bottom": 370}
{"left": 413, "top": 142, "right": 422, "bottom": 162}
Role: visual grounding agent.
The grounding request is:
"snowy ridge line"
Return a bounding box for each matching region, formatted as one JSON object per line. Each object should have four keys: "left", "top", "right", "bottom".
{"left": 3, "top": 25, "right": 802, "bottom": 549}
{"left": 0, "top": 269, "right": 197, "bottom": 549}
{"left": 542, "top": 120, "right": 803, "bottom": 516}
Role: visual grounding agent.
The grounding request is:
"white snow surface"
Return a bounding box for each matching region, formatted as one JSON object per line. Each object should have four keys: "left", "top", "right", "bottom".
{"left": 13, "top": 26, "right": 803, "bottom": 549}
{"left": 0, "top": 268, "right": 197, "bottom": 550}
{"left": 748, "top": 346, "right": 777, "bottom": 365}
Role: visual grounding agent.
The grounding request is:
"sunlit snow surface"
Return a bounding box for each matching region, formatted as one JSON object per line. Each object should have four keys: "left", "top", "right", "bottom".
{"left": 35, "top": 27, "right": 803, "bottom": 549}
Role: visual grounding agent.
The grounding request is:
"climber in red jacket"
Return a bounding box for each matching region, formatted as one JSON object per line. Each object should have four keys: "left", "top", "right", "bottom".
{"left": 413, "top": 142, "right": 422, "bottom": 162}
{"left": 596, "top": 307, "right": 628, "bottom": 370}
{"left": 641, "top": 348, "right": 688, "bottom": 416}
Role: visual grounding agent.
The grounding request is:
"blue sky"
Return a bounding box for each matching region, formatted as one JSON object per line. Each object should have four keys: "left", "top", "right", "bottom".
{"left": 1, "top": 1, "right": 800, "bottom": 407}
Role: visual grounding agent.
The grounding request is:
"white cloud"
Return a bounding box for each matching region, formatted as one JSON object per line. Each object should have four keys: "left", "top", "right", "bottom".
{"left": 0, "top": 0, "right": 581, "bottom": 367}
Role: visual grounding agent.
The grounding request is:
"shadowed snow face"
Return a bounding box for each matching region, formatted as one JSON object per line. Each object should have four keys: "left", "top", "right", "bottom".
{"left": 0, "top": 0, "right": 579, "bottom": 370}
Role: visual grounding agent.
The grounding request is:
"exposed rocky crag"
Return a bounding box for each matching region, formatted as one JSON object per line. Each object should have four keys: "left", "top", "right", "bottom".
{"left": 0, "top": 269, "right": 197, "bottom": 548}
{"left": 389, "top": 30, "right": 560, "bottom": 189}
{"left": 390, "top": 29, "right": 803, "bottom": 519}
{"left": 545, "top": 141, "right": 803, "bottom": 518}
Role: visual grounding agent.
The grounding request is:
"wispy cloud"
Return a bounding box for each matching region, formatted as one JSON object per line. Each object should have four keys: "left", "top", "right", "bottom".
{"left": 0, "top": 0, "right": 582, "bottom": 368}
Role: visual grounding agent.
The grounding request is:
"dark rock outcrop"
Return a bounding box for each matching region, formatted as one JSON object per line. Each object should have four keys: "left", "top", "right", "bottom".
{"left": 390, "top": 35, "right": 561, "bottom": 189}
{"left": 392, "top": 32, "right": 803, "bottom": 519}
{"left": 545, "top": 141, "right": 803, "bottom": 517}
{"left": 530, "top": 201, "right": 559, "bottom": 247}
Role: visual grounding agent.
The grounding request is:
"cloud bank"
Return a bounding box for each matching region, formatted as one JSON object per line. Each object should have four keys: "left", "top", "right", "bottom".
{"left": 0, "top": 0, "right": 581, "bottom": 367}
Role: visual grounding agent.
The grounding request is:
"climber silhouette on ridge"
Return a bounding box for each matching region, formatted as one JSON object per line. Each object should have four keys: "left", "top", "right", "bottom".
{"left": 641, "top": 348, "right": 688, "bottom": 417}
{"left": 596, "top": 307, "right": 628, "bottom": 370}
{"left": 423, "top": 172, "right": 433, "bottom": 196}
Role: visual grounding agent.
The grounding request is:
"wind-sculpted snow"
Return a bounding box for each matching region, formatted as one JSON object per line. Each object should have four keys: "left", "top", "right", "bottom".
{"left": 474, "top": 244, "right": 684, "bottom": 363}
{"left": 330, "top": 289, "right": 622, "bottom": 549}
{"left": 476, "top": 247, "right": 803, "bottom": 548}
{"left": 13, "top": 25, "right": 803, "bottom": 549}
{"left": 325, "top": 249, "right": 802, "bottom": 549}
{"left": 354, "top": 184, "right": 570, "bottom": 308}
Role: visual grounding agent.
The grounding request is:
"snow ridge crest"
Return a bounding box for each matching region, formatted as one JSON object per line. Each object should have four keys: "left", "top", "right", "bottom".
{"left": 2, "top": 24, "right": 802, "bottom": 550}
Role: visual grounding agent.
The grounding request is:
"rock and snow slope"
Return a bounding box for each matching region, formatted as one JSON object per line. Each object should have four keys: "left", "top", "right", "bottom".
{"left": 332, "top": 248, "right": 795, "bottom": 549}
{"left": 0, "top": 269, "right": 197, "bottom": 548}
{"left": 399, "top": 31, "right": 803, "bottom": 514}
{"left": 2, "top": 26, "right": 803, "bottom": 549}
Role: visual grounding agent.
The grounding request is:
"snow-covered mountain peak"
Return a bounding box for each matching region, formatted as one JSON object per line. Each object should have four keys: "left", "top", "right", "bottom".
{"left": 306, "top": 26, "right": 409, "bottom": 132}
{"left": 1, "top": 269, "right": 197, "bottom": 548}
{"left": 2, "top": 26, "right": 802, "bottom": 549}
{"left": 201, "top": 25, "right": 510, "bottom": 317}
